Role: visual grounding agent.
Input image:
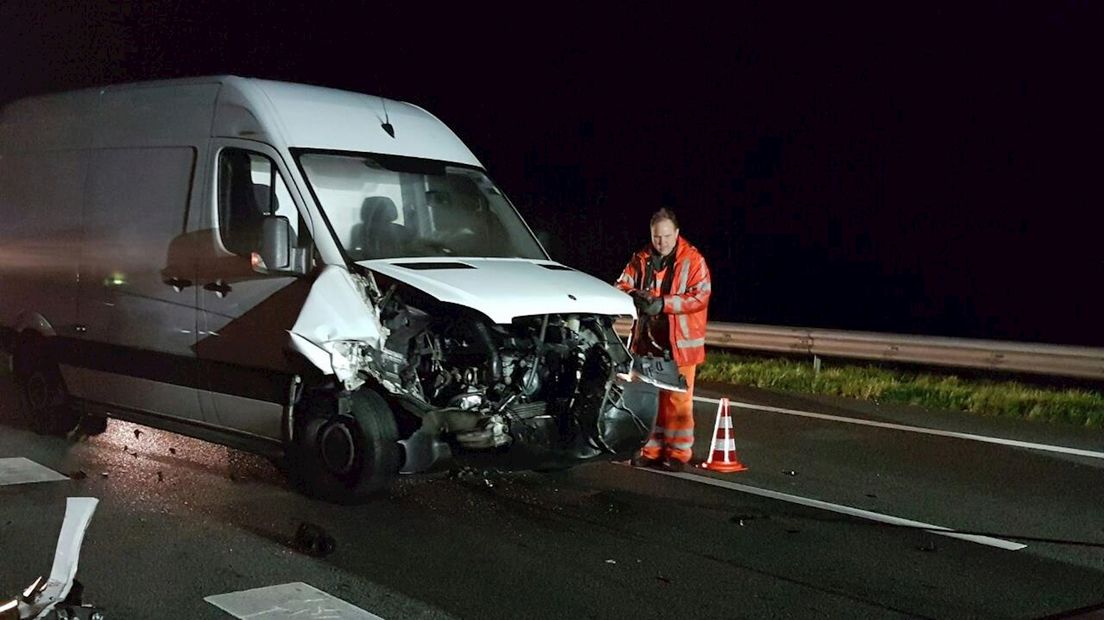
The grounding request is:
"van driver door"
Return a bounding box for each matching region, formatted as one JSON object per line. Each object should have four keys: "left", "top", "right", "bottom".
{"left": 195, "top": 140, "right": 314, "bottom": 442}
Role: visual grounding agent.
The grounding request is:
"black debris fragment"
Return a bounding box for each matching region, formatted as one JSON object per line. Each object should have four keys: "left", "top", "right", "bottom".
{"left": 656, "top": 575, "right": 672, "bottom": 585}
{"left": 157, "top": 471, "right": 164, "bottom": 482}
{"left": 448, "top": 466, "right": 500, "bottom": 487}
{"left": 169, "top": 447, "right": 177, "bottom": 455}
{"left": 729, "top": 513, "right": 766, "bottom": 527}
{"left": 293, "top": 522, "right": 336, "bottom": 557}
{"left": 134, "top": 428, "right": 142, "bottom": 439}
{"left": 448, "top": 466, "right": 477, "bottom": 480}
{"left": 70, "top": 470, "right": 88, "bottom": 480}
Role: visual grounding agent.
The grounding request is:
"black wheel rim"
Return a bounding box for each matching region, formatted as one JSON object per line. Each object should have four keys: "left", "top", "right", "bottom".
{"left": 319, "top": 421, "right": 357, "bottom": 475}
{"left": 26, "top": 372, "right": 51, "bottom": 410}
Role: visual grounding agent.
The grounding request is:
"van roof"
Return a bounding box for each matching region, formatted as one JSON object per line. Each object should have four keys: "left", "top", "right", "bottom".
{"left": 0, "top": 76, "right": 483, "bottom": 168}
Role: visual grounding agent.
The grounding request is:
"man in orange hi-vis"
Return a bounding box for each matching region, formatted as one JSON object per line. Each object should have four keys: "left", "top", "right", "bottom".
{"left": 615, "top": 207, "right": 711, "bottom": 472}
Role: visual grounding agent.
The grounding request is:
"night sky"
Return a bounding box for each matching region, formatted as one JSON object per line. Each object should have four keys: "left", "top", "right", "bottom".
{"left": 2, "top": 2, "right": 1101, "bottom": 345}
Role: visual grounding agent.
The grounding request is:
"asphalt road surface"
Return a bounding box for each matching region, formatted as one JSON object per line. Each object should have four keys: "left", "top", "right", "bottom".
{"left": 2, "top": 366, "right": 1103, "bottom": 619}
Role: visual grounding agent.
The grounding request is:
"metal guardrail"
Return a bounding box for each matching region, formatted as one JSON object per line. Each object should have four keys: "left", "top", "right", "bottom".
{"left": 613, "top": 319, "right": 1104, "bottom": 380}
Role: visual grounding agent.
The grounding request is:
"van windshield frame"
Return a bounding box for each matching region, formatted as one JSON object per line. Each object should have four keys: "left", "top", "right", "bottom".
{"left": 291, "top": 149, "right": 547, "bottom": 262}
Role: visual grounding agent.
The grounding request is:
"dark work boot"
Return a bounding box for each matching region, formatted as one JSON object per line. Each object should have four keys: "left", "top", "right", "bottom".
{"left": 660, "top": 459, "right": 688, "bottom": 473}
{"left": 630, "top": 453, "right": 658, "bottom": 468}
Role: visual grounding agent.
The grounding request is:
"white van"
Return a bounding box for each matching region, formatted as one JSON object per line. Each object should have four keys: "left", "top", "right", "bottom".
{"left": 0, "top": 77, "right": 663, "bottom": 502}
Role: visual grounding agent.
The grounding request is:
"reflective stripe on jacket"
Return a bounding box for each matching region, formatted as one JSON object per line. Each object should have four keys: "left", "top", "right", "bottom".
{"left": 615, "top": 236, "right": 711, "bottom": 366}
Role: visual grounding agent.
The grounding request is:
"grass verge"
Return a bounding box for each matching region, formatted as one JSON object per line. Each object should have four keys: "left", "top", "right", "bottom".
{"left": 698, "top": 353, "right": 1104, "bottom": 429}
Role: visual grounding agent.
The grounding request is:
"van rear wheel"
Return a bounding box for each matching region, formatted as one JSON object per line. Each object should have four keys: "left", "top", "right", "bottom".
{"left": 288, "top": 388, "right": 400, "bottom": 504}
{"left": 15, "top": 336, "right": 80, "bottom": 436}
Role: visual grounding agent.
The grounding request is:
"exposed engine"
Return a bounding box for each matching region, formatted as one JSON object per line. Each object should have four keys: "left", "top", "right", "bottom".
{"left": 362, "top": 282, "right": 654, "bottom": 468}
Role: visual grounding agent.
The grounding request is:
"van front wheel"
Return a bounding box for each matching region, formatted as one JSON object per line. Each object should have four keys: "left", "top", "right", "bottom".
{"left": 287, "top": 389, "right": 400, "bottom": 504}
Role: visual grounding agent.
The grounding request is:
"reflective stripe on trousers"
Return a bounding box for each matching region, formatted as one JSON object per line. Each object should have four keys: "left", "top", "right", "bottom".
{"left": 640, "top": 364, "right": 697, "bottom": 463}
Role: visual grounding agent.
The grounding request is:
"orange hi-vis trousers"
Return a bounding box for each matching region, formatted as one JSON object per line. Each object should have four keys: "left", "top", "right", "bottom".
{"left": 640, "top": 364, "right": 697, "bottom": 463}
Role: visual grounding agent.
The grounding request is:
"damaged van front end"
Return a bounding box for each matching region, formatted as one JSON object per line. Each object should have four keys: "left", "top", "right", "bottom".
{"left": 266, "top": 149, "right": 669, "bottom": 502}
{"left": 288, "top": 260, "right": 660, "bottom": 488}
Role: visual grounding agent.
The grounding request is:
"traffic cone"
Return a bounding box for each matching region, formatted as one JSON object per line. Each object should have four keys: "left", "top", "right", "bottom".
{"left": 701, "top": 398, "right": 748, "bottom": 473}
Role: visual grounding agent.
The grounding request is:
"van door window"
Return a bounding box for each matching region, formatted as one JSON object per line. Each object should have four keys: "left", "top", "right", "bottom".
{"left": 217, "top": 149, "right": 301, "bottom": 256}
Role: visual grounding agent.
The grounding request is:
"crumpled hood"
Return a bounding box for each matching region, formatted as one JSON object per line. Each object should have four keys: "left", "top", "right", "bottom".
{"left": 360, "top": 257, "right": 635, "bottom": 324}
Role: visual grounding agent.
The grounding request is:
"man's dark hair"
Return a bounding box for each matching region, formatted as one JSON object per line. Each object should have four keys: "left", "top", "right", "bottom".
{"left": 650, "top": 207, "right": 678, "bottom": 228}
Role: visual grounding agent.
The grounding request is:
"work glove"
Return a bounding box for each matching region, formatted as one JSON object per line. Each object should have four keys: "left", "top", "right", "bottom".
{"left": 631, "top": 290, "right": 664, "bottom": 316}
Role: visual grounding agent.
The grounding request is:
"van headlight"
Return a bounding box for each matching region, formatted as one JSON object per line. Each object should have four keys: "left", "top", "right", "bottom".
{"left": 320, "top": 340, "right": 369, "bottom": 384}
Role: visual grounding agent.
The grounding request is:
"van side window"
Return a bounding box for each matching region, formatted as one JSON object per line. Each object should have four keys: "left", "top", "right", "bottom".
{"left": 217, "top": 149, "right": 301, "bottom": 256}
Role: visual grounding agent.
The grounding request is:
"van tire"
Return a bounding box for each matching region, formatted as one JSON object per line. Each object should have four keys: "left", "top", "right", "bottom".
{"left": 14, "top": 335, "right": 80, "bottom": 436}
{"left": 288, "top": 389, "right": 400, "bottom": 504}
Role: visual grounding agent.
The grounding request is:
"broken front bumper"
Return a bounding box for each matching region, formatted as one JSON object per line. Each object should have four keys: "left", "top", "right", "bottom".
{"left": 399, "top": 357, "right": 680, "bottom": 474}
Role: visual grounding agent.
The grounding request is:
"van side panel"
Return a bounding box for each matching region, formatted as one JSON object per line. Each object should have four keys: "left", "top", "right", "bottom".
{"left": 65, "top": 146, "right": 205, "bottom": 421}
{"left": 0, "top": 150, "right": 88, "bottom": 336}
{"left": 57, "top": 83, "right": 220, "bottom": 419}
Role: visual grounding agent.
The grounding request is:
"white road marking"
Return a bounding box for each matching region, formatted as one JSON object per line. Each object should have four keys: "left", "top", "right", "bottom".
{"left": 205, "top": 582, "right": 383, "bottom": 619}
{"left": 637, "top": 466, "right": 1027, "bottom": 551}
{"left": 0, "top": 457, "right": 68, "bottom": 486}
{"left": 694, "top": 396, "right": 1104, "bottom": 460}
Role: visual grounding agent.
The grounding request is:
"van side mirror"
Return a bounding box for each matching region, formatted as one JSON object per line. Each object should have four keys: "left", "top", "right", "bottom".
{"left": 255, "top": 215, "right": 308, "bottom": 275}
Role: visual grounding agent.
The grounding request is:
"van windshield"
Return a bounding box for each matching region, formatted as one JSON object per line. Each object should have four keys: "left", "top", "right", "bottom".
{"left": 295, "top": 151, "right": 546, "bottom": 261}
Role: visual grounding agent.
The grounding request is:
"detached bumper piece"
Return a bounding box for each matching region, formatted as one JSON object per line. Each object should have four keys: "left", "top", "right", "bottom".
{"left": 496, "top": 362, "right": 661, "bottom": 470}
{"left": 629, "top": 355, "right": 687, "bottom": 392}
{"left": 3, "top": 498, "right": 104, "bottom": 620}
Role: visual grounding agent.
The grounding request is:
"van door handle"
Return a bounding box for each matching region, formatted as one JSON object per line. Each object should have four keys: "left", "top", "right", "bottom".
{"left": 164, "top": 277, "right": 193, "bottom": 292}
{"left": 203, "top": 280, "right": 232, "bottom": 297}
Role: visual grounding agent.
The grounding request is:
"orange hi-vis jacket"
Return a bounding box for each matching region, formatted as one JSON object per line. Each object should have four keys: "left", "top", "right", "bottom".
{"left": 615, "top": 236, "right": 712, "bottom": 366}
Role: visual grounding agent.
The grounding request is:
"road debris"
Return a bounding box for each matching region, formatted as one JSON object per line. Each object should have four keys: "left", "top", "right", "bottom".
{"left": 729, "top": 513, "right": 766, "bottom": 527}
{"left": 293, "top": 522, "right": 336, "bottom": 558}
{"left": 1, "top": 498, "right": 104, "bottom": 619}
{"left": 449, "top": 466, "right": 501, "bottom": 488}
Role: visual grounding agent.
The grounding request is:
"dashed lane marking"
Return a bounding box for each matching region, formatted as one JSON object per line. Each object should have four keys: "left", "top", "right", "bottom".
{"left": 205, "top": 582, "right": 384, "bottom": 619}
{"left": 635, "top": 465, "right": 1026, "bottom": 551}
{"left": 0, "top": 457, "right": 68, "bottom": 486}
{"left": 693, "top": 396, "right": 1104, "bottom": 460}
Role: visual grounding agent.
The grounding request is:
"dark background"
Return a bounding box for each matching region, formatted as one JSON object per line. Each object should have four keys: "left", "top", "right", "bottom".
{"left": 2, "top": 1, "right": 1101, "bottom": 345}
